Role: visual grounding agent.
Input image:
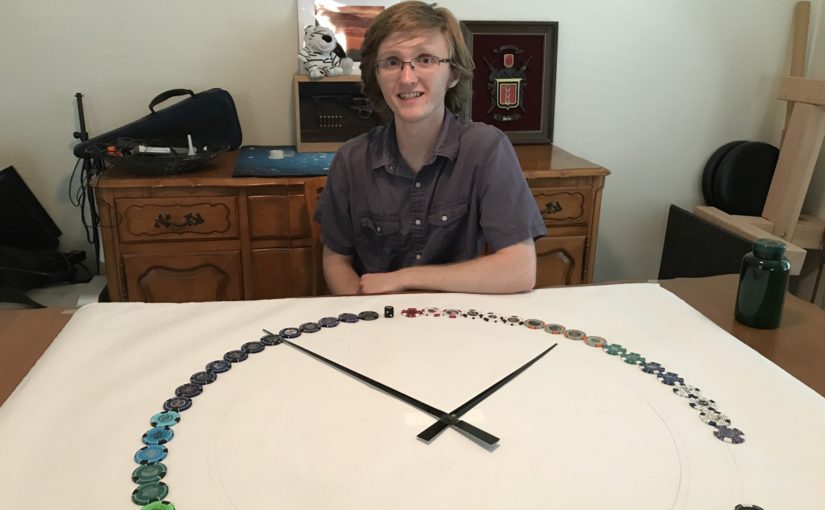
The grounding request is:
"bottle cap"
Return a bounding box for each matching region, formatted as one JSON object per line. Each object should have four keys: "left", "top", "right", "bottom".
{"left": 752, "top": 239, "right": 786, "bottom": 260}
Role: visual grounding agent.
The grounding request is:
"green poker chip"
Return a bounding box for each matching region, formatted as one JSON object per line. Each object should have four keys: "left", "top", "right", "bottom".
{"left": 603, "top": 344, "right": 627, "bottom": 356}
{"left": 132, "top": 481, "right": 169, "bottom": 505}
{"left": 132, "top": 463, "right": 167, "bottom": 484}
{"left": 622, "top": 352, "right": 645, "bottom": 365}
{"left": 141, "top": 500, "right": 175, "bottom": 510}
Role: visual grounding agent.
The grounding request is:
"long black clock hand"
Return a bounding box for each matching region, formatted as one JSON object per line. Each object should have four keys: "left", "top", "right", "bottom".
{"left": 263, "top": 330, "right": 500, "bottom": 447}
{"left": 417, "top": 343, "right": 558, "bottom": 443}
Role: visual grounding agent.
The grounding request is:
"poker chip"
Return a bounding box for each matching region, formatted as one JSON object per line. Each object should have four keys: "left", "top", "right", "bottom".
{"left": 140, "top": 501, "right": 176, "bottom": 510}
{"left": 442, "top": 308, "right": 462, "bottom": 318}
{"left": 524, "top": 319, "right": 545, "bottom": 330}
{"left": 132, "top": 481, "right": 169, "bottom": 505}
{"left": 421, "top": 307, "right": 440, "bottom": 317}
{"left": 338, "top": 313, "right": 359, "bottom": 323}
{"left": 641, "top": 361, "right": 665, "bottom": 374}
{"left": 503, "top": 315, "right": 523, "bottom": 326}
{"left": 131, "top": 462, "right": 167, "bottom": 483}
{"left": 150, "top": 411, "right": 180, "bottom": 428}
{"left": 564, "top": 329, "right": 587, "bottom": 341}
{"left": 482, "top": 312, "right": 500, "bottom": 322}
{"left": 175, "top": 383, "right": 202, "bottom": 398}
{"left": 699, "top": 410, "right": 731, "bottom": 428}
{"left": 190, "top": 371, "right": 217, "bottom": 385}
{"left": 714, "top": 426, "right": 745, "bottom": 444}
{"left": 223, "top": 350, "right": 248, "bottom": 363}
{"left": 689, "top": 397, "right": 717, "bottom": 412}
{"left": 622, "top": 352, "right": 645, "bottom": 365}
{"left": 134, "top": 445, "right": 168, "bottom": 465}
{"left": 657, "top": 372, "right": 684, "bottom": 386}
{"left": 401, "top": 307, "right": 424, "bottom": 318}
{"left": 584, "top": 336, "right": 606, "bottom": 347}
{"left": 317, "top": 317, "right": 339, "bottom": 328}
{"left": 463, "top": 309, "right": 481, "bottom": 319}
{"left": 260, "top": 333, "right": 283, "bottom": 345}
{"left": 673, "top": 385, "right": 701, "bottom": 399}
{"left": 241, "top": 341, "right": 266, "bottom": 353}
{"left": 358, "top": 311, "right": 379, "bottom": 321}
{"left": 205, "top": 360, "right": 231, "bottom": 374}
{"left": 299, "top": 322, "right": 321, "bottom": 334}
{"left": 543, "top": 324, "right": 566, "bottom": 335}
{"left": 142, "top": 427, "right": 174, "bottom": 446}
{"left": 603, "top": 344, "right": 627, "bottom": 356}
{"left": 163, "top": 397, "right": 192, "bottom": 412}
{"left": 279, "top": 327, "right": 302, "bottom": 339}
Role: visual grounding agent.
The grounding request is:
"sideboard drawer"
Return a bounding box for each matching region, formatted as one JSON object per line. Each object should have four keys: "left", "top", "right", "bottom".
{"left": 532, "top": 187, "right": 592, "bottom": 226}
{"left": 116, "top": 197, "right": 239, "bottom": 243}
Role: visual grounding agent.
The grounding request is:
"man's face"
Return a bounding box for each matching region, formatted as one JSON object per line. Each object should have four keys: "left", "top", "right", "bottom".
{"left": 375, "top": 29, "right": 458, "bottom": 128}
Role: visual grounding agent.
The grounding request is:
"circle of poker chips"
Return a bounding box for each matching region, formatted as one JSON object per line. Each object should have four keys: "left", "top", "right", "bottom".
{"left": 242, "top": 341, "right": 266, "bottom": 353}
{"left": 338, "top": 313, "right": 359, "bottom": 323}
{"left": 564, "top": 329, "right": 587, "bottom": 341}
{"left": 673, "top": 385, "right": 701, "bottom": 399}
{"left": 699, "top": 410, "right": 731, "bottom": 428}
{"left": 190, "top": 371, "right": 217, "bottom": 385}
{"left": 299, "top": 322, "right": 321, "bottom": 334}
{"left": 132, "top": 481, "right": 169, "bottom": 505}
{"left": 205, "top": 360, "right": 231, "bottom": 374}
{"left": 714, "top": 426, "right": 745, "bottom": 444}
{"left": 163, "top": 397, "right": 192, "bottom": 412}
{"left": 543, "top": 324, "right": 566, "bottom": 335}
{"left": 141, "top": 501, "right": 176, "bottom": 510}
{"left": 175, "top": 383, "right": 202, "bottom": 398}
{"left": 223, "top": 350, "right": 248, "bottom": 363}
{"left": 640, "top": 361, "right": 665, "bottom": 374}
{"left": 482, "top": 312, "right": 500, "bottom": 322}
{"left": 132, "top": 463, "right": 167, "bottom": 484}
{"left": 442, "top": 308, "right": 462, "bottom": 318}
{"left": 657, "top": 372, "right": 684, "bottom": 386}
{"left": 524, "top": 319, "right": 545, "bottom": 330}
{"left": 584, "top": 336, "right": 606, "bottom": 347}
{"left": 503, "top": 315, "right": 523, "bottom": 326}
{"left": 150, "top": 411, "right": 180, "bottom": 428}
{"left": 621, "top": 352, "right": 645, "bottom": 365}
{"left": 603, "top": 344, "right": 627, "bottom": 356}
{"left": 134, "top": 445, "right": 168, "bottom": 465}
{"left": 260, "top": 333, "right": 282, "bottom": 345}
{"left": 142, "top": 427, "right": 174, "bottom": 446}
{"left": 279, "top": 327, "right": 302, "bottom": 339}
{"left": 358, "top": 311, "right": 380, "bottom": 321}
{"left": 318, "top": 317, "right": 340, "bottom": 328}
{"left": 463, "top": 309, "right": 481, "bottom": 319}
{"left": 689, "top": 397, "right": 717, "bottom": 411}
{"left": 401, "top": 307, "right": 424, "bottom": 318}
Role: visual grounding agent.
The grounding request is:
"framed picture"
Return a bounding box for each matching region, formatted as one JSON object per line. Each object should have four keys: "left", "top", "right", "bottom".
{"left": 460, "top": 21, "right": 558, "bottom": 144}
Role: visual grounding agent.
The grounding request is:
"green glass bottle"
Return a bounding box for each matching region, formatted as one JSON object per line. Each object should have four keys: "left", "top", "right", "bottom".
{"left": 734, "top": 239, "right": 791, "bottom": 329}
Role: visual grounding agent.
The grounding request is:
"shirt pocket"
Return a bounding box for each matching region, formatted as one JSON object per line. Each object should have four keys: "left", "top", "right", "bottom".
{"left": 427, "top": 200, "right": 470, "bottom": 257}
{"left": 356, "top": 213, "right": 401, "bottom": 271}
{"left": 427, "top": 200, "right": 469, "bottom": 229}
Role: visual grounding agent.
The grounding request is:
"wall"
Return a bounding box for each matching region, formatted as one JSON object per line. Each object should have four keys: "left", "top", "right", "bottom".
{"left": 1, "top": 0, "right": 818, "bottom": 285}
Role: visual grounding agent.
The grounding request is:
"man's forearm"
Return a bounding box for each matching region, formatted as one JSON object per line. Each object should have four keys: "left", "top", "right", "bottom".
{"left": 322, "top": 247, "right": 361, "bottom": 295}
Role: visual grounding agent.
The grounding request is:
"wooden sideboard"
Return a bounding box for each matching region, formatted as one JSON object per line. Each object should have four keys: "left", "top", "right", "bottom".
{"left": 92, "top": 146, "right": 608, "bottom": 302}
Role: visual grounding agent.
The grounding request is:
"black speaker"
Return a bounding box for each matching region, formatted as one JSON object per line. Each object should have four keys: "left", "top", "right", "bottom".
{"left": 0, "top": 166, "right": 62, "bottom": 250}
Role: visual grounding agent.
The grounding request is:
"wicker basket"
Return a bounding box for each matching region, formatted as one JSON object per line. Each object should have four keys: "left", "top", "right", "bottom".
{"left": 87, "top": 138, "right": 229, "bottom": 176}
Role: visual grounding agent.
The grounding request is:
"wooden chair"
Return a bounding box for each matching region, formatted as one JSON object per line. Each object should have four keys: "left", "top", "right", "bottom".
{"left": 303, "top": 176, "right": 328, "bottom": 296}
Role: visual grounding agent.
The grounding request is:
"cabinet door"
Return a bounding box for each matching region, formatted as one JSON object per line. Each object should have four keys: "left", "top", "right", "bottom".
{"left": 122, "top": 251, "right": 243, "bottom": 302}
{"left": 535, "top": 236, "right": 586, "bottom": 287}
{"left": 248, "top": 247, "right": 314, "bottom": 299}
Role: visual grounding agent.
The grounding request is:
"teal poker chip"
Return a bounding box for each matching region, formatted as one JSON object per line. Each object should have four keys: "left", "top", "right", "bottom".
{"left": 523, "top": 319, "right": 545, "bottom": 330}
{"left": 150, "top": 411, "right": 180, "bottom": 428}
{"left": 132, "top": 481, "right": 169, "bottom": 505}
{"left": 141, "top": 502, "right": 176, "bottom": 510}
{"left": 603, "top": 344, "right": 627, "bottom": 356}
{"left": 543, "top": 324, "right": 566, "bottom": 335}
{"left": 142, "top": 427, "right": 174, "bottom": 446}
{"left": 564, "top": 329, "right": 587, "bottom": 341}
{"left": 134, "top": 445, "right": 168, "bottom": 465}
{"left": 131, "top": 463, "right": 167, "bottom": 484}
{"left": 584, "top": 336, "right": 607, "bottom": 347}
{"left": 621, "top": 352, "right": 645, "bottom": 365}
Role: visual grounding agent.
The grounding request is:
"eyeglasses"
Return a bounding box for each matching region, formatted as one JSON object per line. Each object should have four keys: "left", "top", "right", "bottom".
{"left": 374, "top": 54, "right": 451, "bottom": 74}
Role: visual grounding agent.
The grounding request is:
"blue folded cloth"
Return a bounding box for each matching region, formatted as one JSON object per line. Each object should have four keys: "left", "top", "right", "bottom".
{"left": 233, "top": 145, "right": 334, "bottom": 177}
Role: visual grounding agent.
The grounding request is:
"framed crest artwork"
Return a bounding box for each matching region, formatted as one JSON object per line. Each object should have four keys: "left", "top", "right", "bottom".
{"left": 460, "top": 21, "right": 558, "bottom": 144}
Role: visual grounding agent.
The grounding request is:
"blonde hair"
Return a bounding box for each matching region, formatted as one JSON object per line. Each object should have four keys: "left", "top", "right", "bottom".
{"left": 360, "top": 1, "right": 474, "bottom": 118}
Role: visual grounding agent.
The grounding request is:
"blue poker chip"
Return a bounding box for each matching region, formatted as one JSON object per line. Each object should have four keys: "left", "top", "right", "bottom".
{"left": 134, "top": 444, "right": 168, "bottom": 465}
{"left": 142, "top": 426, "right": 175, "bottom": 446}
{"left": 714, "top": 426, "right": 745, "bottom": 444}
{"left": 657, "top": 372, "right": 684, "bottom": 386}
{"left": 206, "top": 360, "right": 231, "bottom": 374}
{"left": 358, "top": 311, "right": 380, "bottom": 321}
{"left": 190, "top": 371, "right": 217, "bottom": 385}
{"left": 241, "top": 341, "right": 266, "bottom": 354}
{"left": 641, "top": 361, "right": 665, "bottom": 374}
{"left": 280, "top": 327, "right": 302, "bottom": 339}
{"left": 223, "top": 350, "right": 248, "bottom": 363}
{"left": 318, "top": 317, "right": 340, "bottom": 328}
{"left": 163, "top": 397, "right": 192, "bottom": 412}
{"left": 150, "top": 411, "right": 180, "bottom": 428}
{"left": 175, "top": 383, "right": 203, "bottom": 398}
{"left": 300, "top": 322, "right": 321, "bottom": 333}
{"left": 260, "top": 333, "right": 282, "bottom": 345}
{"left": 338, "top": 313, "right": 359, "bottom": 323}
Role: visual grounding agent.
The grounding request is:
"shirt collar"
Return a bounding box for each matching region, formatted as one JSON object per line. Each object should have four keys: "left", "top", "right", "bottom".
{"left": 369, "top": 110, "right": 461, "bottom": 174}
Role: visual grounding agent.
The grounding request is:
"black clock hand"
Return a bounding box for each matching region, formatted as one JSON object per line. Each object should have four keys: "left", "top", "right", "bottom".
{"left": 417, "top": 343, "right": 558, "bottom": 443}
{"left": 264, "top": 330, "right": 500, "bottom": 447}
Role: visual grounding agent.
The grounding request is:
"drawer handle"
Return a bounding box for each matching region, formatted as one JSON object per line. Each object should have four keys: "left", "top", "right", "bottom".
{"left": 544, "top": 201, "right": 563, "bottom": 214}
{"left": 154, "top": 212, "right": 205, "bottom": 229}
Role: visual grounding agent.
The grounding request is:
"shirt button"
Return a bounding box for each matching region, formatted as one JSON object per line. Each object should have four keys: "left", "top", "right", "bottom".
{"left": 376, "top": 226, "right": 382, "bottom": 233}
{"left": 415, "top": 219, "right": 421, "bottom": 226}
{"left": 441, "top": 215, "right": 448, "bottom": 222}
{"left": 415, "top": 182, "right": 421, "bottom": 188}
{"left": 415, "top": 254, "right": 422, "bottom": 260}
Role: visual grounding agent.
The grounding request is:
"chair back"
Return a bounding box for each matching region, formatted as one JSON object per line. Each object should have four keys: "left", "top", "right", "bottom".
{"left": 303, "top": 176, "right": 327, "bottom": 295}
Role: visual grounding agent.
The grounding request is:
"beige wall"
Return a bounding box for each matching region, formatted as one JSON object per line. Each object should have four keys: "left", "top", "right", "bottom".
{"left": 1, "top": 0, "right": 820, "bottom": 287}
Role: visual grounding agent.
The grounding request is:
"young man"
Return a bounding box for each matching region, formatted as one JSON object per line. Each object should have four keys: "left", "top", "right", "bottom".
{"left": 315, "top": 1, "right": 547, "bottom": 295}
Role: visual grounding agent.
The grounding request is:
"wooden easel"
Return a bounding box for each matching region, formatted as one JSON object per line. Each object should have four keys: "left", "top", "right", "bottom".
{"left": 694, "top": 1, "right": 825, "bottom": 276}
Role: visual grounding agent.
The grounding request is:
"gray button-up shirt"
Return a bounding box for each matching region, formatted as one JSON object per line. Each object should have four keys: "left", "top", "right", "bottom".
{"left": 315, "top": 112, "right": 547, "bottom": 275}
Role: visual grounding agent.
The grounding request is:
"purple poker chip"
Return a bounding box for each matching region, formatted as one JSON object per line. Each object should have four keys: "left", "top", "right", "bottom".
{"left": 714, "top": 426, "right": 745, "bottom": 444}
{"left": 657, "top": 371, "right": 684, "bottom": 386}
{"left": 641, "top": 361, "right": 665, "bottom": 375}
{"left": 318, "top": 317, "right": 340, "bottom": 328}
{"left": 338, "top": 313, "right": 359, "bottom": 324}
